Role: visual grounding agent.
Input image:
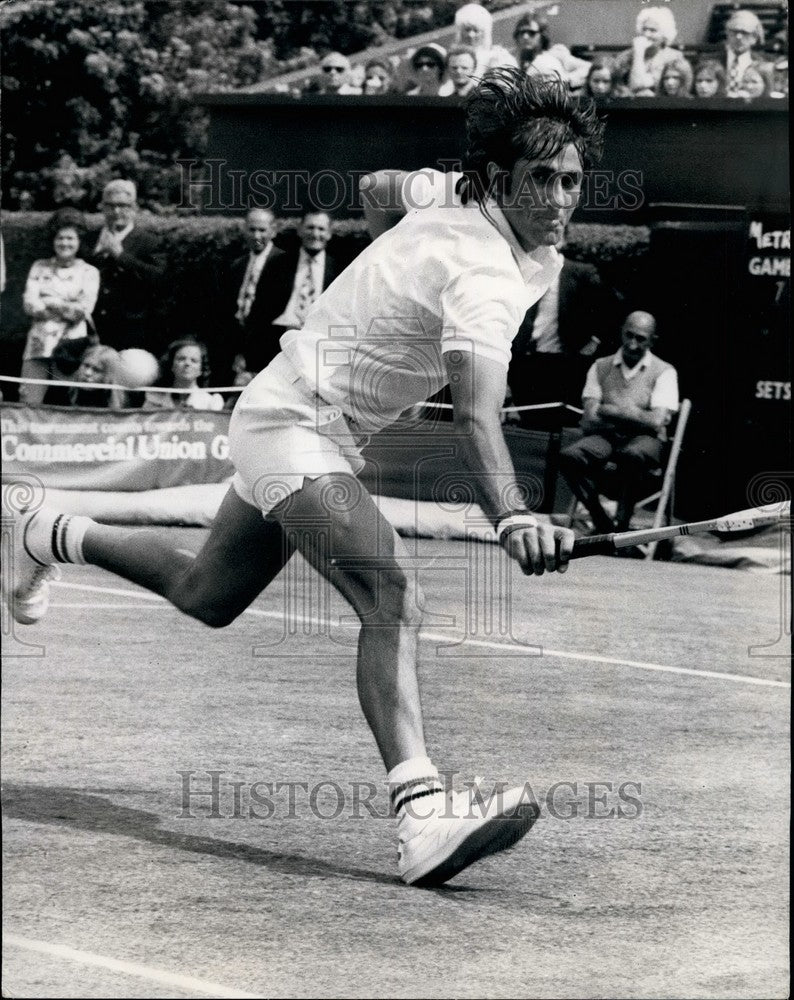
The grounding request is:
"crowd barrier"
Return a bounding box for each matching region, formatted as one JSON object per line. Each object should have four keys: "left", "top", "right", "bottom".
{"left": 2, "top": 396, "right": 785, "bottom": 572}
{"left": 0, "top": 394, "right": 580, "bottom": 512}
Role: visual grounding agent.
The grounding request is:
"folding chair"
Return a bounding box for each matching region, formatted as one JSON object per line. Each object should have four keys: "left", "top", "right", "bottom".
{"left": 563, "top": 399, "right": 692, "bottom": 559}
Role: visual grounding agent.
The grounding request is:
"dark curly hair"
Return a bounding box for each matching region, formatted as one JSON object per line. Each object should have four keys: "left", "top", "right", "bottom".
{"left": 461, "top": 68, "right": 605, "bottom": 203}
{"left": 47, "top": 206, "right": 87, "bottom": 241}
{"left": 158, "top": 337, "right": 212, "bottom": 388}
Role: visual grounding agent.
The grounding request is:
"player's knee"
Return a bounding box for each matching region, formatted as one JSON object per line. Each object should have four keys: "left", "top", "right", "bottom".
{"left": 172, "top": 586, "right": 236, "bottom": 628}
{"left": 367, "top": 569, "right": 424, "bottom": 628}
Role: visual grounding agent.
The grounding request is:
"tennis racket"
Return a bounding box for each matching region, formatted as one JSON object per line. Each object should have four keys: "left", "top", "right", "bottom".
{"left": 570, "top": 502, "right": 791, "bottom": 559}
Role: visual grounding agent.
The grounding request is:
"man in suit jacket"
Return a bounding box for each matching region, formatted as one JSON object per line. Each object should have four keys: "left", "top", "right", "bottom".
{"left": 88, "top": 179, "right": 164, "bottom": 353}
{"left": 508, "top": 253, "right": 618, "bottom": 413}
{"left": 719, "top": 9, "right": 771, "bottom": 96}
{"left": 268, "top": 210, "right": 342, "bottom": 365}
{"left": 226, "top": 207, "right": 290, "bottom": 379}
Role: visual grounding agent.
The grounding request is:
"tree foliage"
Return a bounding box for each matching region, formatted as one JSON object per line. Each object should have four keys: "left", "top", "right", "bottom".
{"left": 1, "top": 0, "right": 281, "bottom": 209}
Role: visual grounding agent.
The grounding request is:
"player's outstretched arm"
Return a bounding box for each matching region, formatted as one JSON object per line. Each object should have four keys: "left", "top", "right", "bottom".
{"left": 444, "top": 350, "right": 573, "bottom": 576}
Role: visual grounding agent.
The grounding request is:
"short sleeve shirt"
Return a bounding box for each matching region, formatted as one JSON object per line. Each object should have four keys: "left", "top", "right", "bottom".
{"left": 276, "top": 169, "right": 563, "bottom": 431}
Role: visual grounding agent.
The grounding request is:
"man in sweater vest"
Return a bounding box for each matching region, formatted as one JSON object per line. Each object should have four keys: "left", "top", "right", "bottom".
{"left": 560, "top": 311, "right": 679, "bottom": 533}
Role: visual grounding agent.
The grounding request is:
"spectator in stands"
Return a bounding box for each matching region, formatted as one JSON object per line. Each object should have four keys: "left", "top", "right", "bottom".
{"left": 405, "top": 44, "right": 446, "bottom": 96}
{"left": 615, "top": 7, "right": 682, "bottom": 96}
{"left": 693, "top": 59, "right": 726, "bottom": 98}
{"left": 508, "top": 231, "right": 618, "bottom": 411}
{"left": 20, "top": 207, "right": 100, "bottom": 405}
{"left": 270, "top": 210, "right": 342, "bottom": 359}
{"left": 146, "top": 337, "right": 223, "bottom": 411}
{"left": 317, "top": 53, "right": 362, "bottom": 95}
{"left": 373, "top": 2, "right": 399, "bottom": 40}
{"left": 44, "top": 344, "right": 125, "bottom": 409}
{"left": 584, "top": 56, "right": 625, "bottom": 99}
{"left": 769, "top": 56, "right": 788, "bottom": 98}
{"left": 452, "top": 3, "right": 516, "bottom": 79}
{"left": 363, "top": 57, "right": 394, "bottom": 94}
{"left": 736, "top": 63, "right": 769, "bottom": 98}
{"left": 512, "top": 13, "right": 590, "bottom": 90}
{"left": 226, "top": 207, "right": 288, "bottom": 385}
{"left": 721, "top": 9, "right": 769, "bottom": 97}
{"left": 88, "top": 179, "right": 163, "bottom": 354}
{"left": 658, "top": 56, "right": 693, "bottom": 97}
{"left": 438, "top": 46, "right": 479, "bottom": 98}
{"left": 560, "top": 311, "right": 679, "bottom": 534}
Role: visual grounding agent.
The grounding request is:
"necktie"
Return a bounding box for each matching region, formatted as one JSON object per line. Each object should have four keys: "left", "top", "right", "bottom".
{"left": 294, "top": 262, "right": 317, "bottom": 327}
{"left": 236, "top": 255, "right": 259, "bottom": 325}
{"left": 727, "top": 54, "right": 743, "bottom": 96}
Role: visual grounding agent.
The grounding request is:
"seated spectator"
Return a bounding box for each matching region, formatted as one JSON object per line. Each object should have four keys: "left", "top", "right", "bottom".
{"left": 146, "top": 338, "right": 223, "bottom": 410}
{"left": 405, "top": 44, "right": 446, "bottom": 96}
{"left": 692, "top": 59, "right": 726, "bottom": 98}
{"left": 614, "top": 6, "right": 682, "bottom": 96}
{"left": 316, "top": 53, "right": 362, "bottom": 95}
{"left": 20, "top": 207, "right": 100, "bottom": 405}
{"left": 438, "top": 46, "right": 479, "bottom": 98}
{"left": 584, "top": 56, "right": 625, "bottom": 99}
{"left": 735, "top": 63, "right": 768, "bottom": 98}
{"left": 44, "top": 344, "right": 125, "bottom": 408}
{"left": 452, "top": 3, "right": 517, "bottom": 79}
{"left": 512, "top": 13, "right": 590, "bottom": 90}
{"left": 658, "top": 56, "right": 693, "bottom": 97}
{"left": 362, "top": 57, "right": 394, "bottom": 94}
{"left": 560, "top": 311, "right": 679, "bottom": 534}
{"left": 720, "top": 9, "right": 770, "bottom": 97}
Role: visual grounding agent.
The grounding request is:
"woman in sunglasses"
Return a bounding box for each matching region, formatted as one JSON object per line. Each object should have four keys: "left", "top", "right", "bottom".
{"left": 405, "top": 44, "right": 447, "bottom": 96}
{"left": 512, "top": 13, "right": 591, "bottom": 91}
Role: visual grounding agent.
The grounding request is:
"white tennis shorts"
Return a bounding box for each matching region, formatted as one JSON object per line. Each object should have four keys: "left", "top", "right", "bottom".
{"left": 229, "top": 352, "right": 368, "bottom": 515}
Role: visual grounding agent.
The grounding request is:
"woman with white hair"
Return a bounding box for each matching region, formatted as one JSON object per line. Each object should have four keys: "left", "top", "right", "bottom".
{"left": 452, "top": 3, "right": 516, "bottom": 78}
{"left": 615, "top": 6, "right": 682, "bottom": 95}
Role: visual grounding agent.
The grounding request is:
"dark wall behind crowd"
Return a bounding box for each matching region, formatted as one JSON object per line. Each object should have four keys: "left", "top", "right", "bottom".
{"left": 194, "top": 96, "right": 789, "bottom": 222}
{"left": 192, "top": 95, "right": 789, "bottom": 517}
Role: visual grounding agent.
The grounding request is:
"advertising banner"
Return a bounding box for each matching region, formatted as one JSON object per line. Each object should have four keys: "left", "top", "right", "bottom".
{"left": 1, "top": 404, "right": 233, "bottom": 491}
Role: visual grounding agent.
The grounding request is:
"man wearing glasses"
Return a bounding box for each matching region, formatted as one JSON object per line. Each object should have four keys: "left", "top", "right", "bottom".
{"left": 317, "top": 52, "right": 361, "bottom": 95}
{"left": 720, "top": 10, "right": 770, "bottom": 97}
{"left": 512, "top": 13, "right": 590, "bottom": 90}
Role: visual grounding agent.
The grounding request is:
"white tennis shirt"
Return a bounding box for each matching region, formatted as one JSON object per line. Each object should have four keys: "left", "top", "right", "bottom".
{"left": 274, "top": 169, "right": 562, "bottom": 432}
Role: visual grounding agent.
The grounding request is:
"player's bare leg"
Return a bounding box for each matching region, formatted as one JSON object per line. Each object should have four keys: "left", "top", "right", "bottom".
{"left": 268, "top": 473, "right": 539, "bottom": 885}
{"left": 5, "top": 485, "right": 292, "bottom": 628}
{"left": 83, "top": 485, "right": 293, "bottom": 626}
{"left": 268, "top": 473, "right": 426, "bottom": 771}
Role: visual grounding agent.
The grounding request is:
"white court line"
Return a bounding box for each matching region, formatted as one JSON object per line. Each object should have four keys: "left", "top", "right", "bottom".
{"left": 3, "top": 932, "right": 266, "bottom": 999}
{"left": 51, "top": 581, "right": 791, "bottom": 690}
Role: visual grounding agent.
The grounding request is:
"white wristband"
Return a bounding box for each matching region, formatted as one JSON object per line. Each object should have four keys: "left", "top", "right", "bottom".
{"left": 497, "top": 513, "right": 539, "bottom": 543}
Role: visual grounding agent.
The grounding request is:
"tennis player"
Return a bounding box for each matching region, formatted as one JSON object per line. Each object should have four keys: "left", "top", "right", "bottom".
{"left": 6, "top": 71, "right": 604, "bottom": 886}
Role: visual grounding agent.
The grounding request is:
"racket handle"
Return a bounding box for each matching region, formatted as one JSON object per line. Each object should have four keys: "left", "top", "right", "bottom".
{"left": 570, "top": 533, "right": 616, "bottom": 559}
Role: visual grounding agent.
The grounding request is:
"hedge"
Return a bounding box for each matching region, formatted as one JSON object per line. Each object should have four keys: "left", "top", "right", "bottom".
{"left": 0, "top": 210, "right": 649, "bottom": 358}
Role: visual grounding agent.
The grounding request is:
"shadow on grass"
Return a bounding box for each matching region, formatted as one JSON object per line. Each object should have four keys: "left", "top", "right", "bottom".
{"left": 2, "top": 783, "right": 480, "bottom": 894}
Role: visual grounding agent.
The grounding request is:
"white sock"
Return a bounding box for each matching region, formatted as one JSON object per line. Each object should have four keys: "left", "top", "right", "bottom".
{"left": 25, "top": 511, "right": 91, "bottom": 566}
{"left": 387, "top": 755, "right": 445, "bottom": 825}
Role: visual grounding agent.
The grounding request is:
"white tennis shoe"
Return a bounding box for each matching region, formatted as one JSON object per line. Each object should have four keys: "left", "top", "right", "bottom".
{"left": 3, "top": 505, "right": 59, "bottom": 625}
{"left": 398, "top": 782, "right": 539, "bottom": 887}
